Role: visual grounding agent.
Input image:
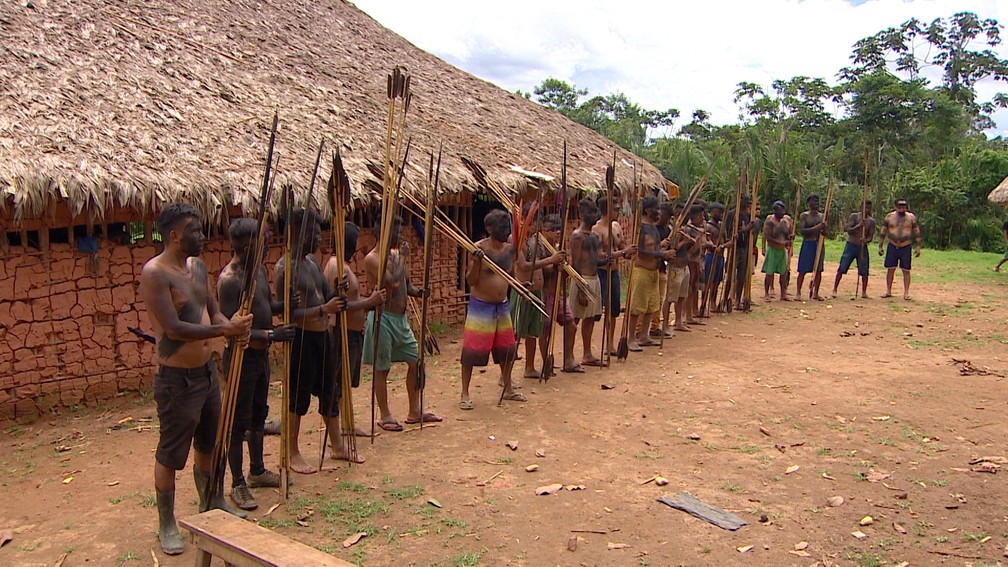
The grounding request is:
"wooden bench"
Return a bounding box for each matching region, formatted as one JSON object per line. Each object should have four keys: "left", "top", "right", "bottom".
{"left": 179, "top": 509, "right": 355, "bottom": 567}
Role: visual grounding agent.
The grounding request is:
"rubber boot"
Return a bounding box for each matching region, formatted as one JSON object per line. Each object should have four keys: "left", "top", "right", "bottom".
{"left": 156, "top": 489, "right": 185, "bottom": 555}
{"left": 193, "top": 466, "right": 248, "bottom": 519}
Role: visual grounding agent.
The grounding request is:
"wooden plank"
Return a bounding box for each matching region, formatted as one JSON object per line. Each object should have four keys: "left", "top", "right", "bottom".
{"left": 657, "top": 492, "right": 748, "bottom": 531}
{"left": 179, "top": 510, "right": 355, "bottom": 567}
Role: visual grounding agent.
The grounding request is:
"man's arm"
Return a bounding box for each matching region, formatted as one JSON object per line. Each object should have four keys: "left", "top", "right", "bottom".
{"left": 139, "top": 264, "right": 248, "bottom": 342}
{"left": 569, "top": 231, "right": 586, "bottom": 272}
{"left": 878, "top": 215, "right": 889, "bottom": 254}
{"left": 466, "top": 246, "right": 484, "bottom": 287}
{"left": 912, "top": 214, "right": 922, "bottom": 256}
{"left": 846, "top": 213, "right": 861, "bottom": 236}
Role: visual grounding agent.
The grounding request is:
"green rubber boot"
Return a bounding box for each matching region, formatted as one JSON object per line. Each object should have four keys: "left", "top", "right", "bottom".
{"left": 193, "top": 466, "right": 248, "bottom": 519}
{"left": 156, "top": 489, "right": 185, "bottom": 555}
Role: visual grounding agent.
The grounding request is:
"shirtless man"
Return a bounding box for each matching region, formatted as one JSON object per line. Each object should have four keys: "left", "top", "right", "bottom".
{"left": 139, "top": 204, "right": 253, "bottom": 555}
{"left": 511, "top": 205, "right": 565, "bottom": 380}
{"left": 363, "top": 216, "right": 441, "bottom": 429}
{"left": 568, "top": 198, "right": 603, "bottom": 368}
{"left": 996, "top": 220, "right": 1008, "bottom": 272}
{"left": 663, "top": 206, "right": 694, "bottom": 334}
{"left": 323, "top": 221, "right": 386, "bottom": 438}
{"left": 878, "top": 197, "right": 922, "bottom": 300}
{"left": 593, "top": 195, "right": 636, "bottom": 357}
{"left": 460, "top": 210, "right": 528, "bottom": 408}
{"left": 541, "top": 214, "right": 579, "bottom": 373}
{"left": 703, "top": 203, "right": 726, "bottom": 314}
{"left": 832, "top": 201, "right": 876, "bottom": 298}
{"left": 795, "top": 195, "right": 827, "bottom": 300}
{"left": 761, "top": 200, "right": 793, "bottom": 301}
{"left": 217, "top": 219, "right": 294, "bottom": 511}
{"left": 627, "top": 197, "right": 666, "bottom": 351}
{"left": 273, "top": 208, "right": 354, "bottom": 474}
{"left": 648, "top": 203, "right": 672, "bottom": 337}
{"left": 682, "top": 205, "right": 709, "bottom": 324}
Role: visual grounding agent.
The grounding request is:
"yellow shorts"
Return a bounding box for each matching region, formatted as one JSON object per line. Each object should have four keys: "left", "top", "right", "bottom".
{"left": 629, "top": 266, "right": 660, "bottom": 316}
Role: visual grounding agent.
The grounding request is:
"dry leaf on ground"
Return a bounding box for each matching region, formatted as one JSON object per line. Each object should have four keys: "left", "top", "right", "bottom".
{"left": 342, "top": 532, "right": 367, "bottom": 548}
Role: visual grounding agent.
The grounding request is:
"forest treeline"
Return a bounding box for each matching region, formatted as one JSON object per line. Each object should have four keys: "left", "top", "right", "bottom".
{"left": 518, "top": 12, "right": 1008, "bottom": 252}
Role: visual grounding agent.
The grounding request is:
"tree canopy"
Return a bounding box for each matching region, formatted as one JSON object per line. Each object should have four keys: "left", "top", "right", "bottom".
{"left": 525, "top": 11, "right": 1008, "bottom": 252}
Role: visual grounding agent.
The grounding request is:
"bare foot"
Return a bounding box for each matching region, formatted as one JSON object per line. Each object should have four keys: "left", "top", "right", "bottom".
{"left": 880, "top": 292, "right": 892, "bottom": 298}
{"left": 523, "top": 370, "right": 541, "bottom": 379}
{"left": 290, "top": 452, "right": 318, "bottom": 475}
{"left": 353, "top": 427, "right": 378, "bottom": 438}
{"left": 673, "top": 325, "right": 690, "bottom": 332}
{"left": 763, "top": 295, "right": 772, "bottom": 302}
{"left": 861, "top": 293, "right": 868, "bottom": 299}
{"left": 329, "top": 449, "right": 366, "bottom": 464}
{"left": 500, "top": 378, "right": 523, "bottom": 389}
{"left": 405, "top": 412, "right": 444, "bottom": 425}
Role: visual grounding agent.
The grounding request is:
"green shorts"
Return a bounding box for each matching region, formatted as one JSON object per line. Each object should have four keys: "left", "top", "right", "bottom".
{"left": 362, "top": 310, "right": 418, "bottom": 372}
{"left": 761, "top": 247, "right": 788, "bottom": 275}
{"left": 509, "top": 289, "right": 544, "bottom": 339}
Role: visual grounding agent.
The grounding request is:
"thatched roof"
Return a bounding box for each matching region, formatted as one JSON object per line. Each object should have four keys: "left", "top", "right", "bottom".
{"left": 0, "top": 0, "right": 667, "bottom": 223}
{"left": 989, "top": 175, "right": 1008, "bottom": 205}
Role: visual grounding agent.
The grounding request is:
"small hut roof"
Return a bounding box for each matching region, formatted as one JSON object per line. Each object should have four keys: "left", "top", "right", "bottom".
{"left": 989, "top": 176, "right": 1008, "bottom": 205}
{"left": 0, "top": 0, "right": 667, "bottom": 223}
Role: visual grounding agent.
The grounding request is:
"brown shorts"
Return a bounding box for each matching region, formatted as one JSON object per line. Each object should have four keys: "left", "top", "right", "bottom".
{"left": 154, "top": 362, "right": 220, "bottom": 471}
{"left": 667, "top": 265, "right": 690, "bottom": 299}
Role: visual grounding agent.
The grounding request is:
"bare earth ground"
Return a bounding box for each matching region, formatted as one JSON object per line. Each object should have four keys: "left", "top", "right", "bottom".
{"left": 2, "top": 258, "right": 1007, "bottom": 567}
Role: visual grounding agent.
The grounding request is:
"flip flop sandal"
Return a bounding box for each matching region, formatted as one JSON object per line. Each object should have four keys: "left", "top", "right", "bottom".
{"left": 561, "top": 365, "right": 586, "bottom": 373}
{"left": 502, "top": 392, "right": 527, "bottom": 402}
{"left": 459, "top": 400, "right": 475, "bottom": 410}
{"left": 376, "top": 419, "right": 404, "bottom": 432}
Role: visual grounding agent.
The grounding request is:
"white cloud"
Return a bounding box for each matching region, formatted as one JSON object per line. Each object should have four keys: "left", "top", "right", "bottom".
{"left": 354, "top": 0, "right": 1008, "bottom": 136}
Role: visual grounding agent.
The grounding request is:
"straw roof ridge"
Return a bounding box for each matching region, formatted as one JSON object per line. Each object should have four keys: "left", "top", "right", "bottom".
{"left": 989, "top": 175, "right": 1008, "bottom": 205}
{"left": 0, "top": 0, "right": 666, "bottom": 222}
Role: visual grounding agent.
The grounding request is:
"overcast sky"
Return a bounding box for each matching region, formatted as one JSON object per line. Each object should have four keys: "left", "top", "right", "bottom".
{"left": 353, "top": 0, "right": 1008, "bottom": 138}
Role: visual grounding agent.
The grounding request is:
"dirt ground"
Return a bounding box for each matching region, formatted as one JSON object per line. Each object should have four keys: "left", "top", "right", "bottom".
{"left": 2, "top": 261, "right": 1007, "bottom": 567}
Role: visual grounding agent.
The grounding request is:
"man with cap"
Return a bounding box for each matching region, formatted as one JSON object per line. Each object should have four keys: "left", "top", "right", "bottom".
{"left": 878, "top": 197, "right": 921, "bottom": 300}
{"left": 761, "top": 200, "right": 793, "bottom": 301}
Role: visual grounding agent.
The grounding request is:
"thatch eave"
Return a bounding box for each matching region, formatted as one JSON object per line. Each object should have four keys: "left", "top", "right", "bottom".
{"left": 0, "top": 0, "right": 667, "bottom": 225}
{"left": 989, "top": 175, "right": 1008, "bottom": 205}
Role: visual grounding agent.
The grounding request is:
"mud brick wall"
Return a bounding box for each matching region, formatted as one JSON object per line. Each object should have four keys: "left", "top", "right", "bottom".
{"left": 0, "top": 229, "right": 465, "bottom": 421}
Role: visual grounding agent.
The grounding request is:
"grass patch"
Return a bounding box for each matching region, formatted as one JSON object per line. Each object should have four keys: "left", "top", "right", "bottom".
{"left": 140, "top": 490, "right": 156, "bottom": 508}
{"left": 116, "top": 552, "right": 140, "bottom": 564}
{"left": 17, "top": 541, "right": 41, "bottom": 552}
{"left": 385, "top": 485, "right": 424, "bottom": 500}
{"left": 719, "top": 480, "right": 743, "bottom": 493}
{"left": 337, "top": 481, "right": 368, "bottom": 493}
{"left": 258, "top": 518, "right": 295, "bottom": 529}
{"left": 109, "top": 491, "right": 139, "bottom": 505}
{"left": 634, "top": 451, "right": 663, "bottom": 460}
{"left": 735, "top": 444, "right": 761, "bottom": 454}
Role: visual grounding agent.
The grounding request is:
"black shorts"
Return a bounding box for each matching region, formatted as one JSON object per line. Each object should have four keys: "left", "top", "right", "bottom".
{"left": 289, "top": 328, "right": 339, "bottom": 417}
{"left": 154, "top": 362, "right": 220, "bottom": 471}
{"left": 334, "top": 329, "right": 365, "bottom": 388}
{"left": 884, "top": 243, "right": 912, "bottom": 270}
{"left": 222, "top": 346, "right": 270, "bottom": 432}
{"left": 595, "top": 269, "right": 622, "bottom": 321}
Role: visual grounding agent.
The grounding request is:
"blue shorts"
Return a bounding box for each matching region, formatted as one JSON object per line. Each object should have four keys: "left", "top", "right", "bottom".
{"left": 884, "top": 243, "right": 912, "bottom": 270}
{"left": 597, "top": 269, "right": 621, "bottom": 320}
{"left": 703, "top": 253, "right": 725, "bottom": 283}
{"left": 797, "top": 239, "right": 825, "bottom": 273}
{"left": 837, "top": 242, "right": 869, "bottom": 276}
